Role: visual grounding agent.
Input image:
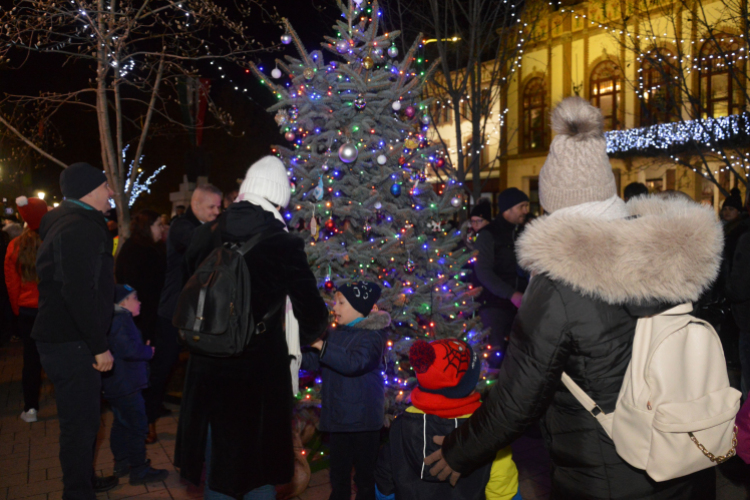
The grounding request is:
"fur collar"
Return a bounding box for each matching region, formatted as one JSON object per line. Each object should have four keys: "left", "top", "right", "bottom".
{"left": 348, "top": 310, "right": 391, "bottom": 330}
{"left": 517, "top": 196, "right": 723, "bottom": 305}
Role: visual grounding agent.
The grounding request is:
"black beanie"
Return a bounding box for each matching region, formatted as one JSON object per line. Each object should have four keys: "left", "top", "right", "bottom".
{"left": 496, "top": 187, "right": 530, "bottom": 214}
{"left": 470, "top": 199, "right": 492, "bottom": 221}
{"left": 60, "top": 162, "right": 108, "bottom": 199}
{"left": 722, "top": 188, "right": 744, "bottom": 212}
{"left": 338, "top": 281, "right": 381, "bottom": 317}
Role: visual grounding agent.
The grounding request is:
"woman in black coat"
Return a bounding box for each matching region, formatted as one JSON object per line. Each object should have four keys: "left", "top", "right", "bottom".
{"left": 174, "top": 156, "right": 329, "bottom": 499}
{"left": 428, "top": 98, "right": 724, "bottom": 499}
{"left": 115, "top": 210, "right": 167, "bottom": 343}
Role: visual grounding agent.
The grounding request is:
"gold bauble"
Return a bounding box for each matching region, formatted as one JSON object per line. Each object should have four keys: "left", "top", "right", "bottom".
{"left": 303, "top": 67, "right": 315, "bottom": 80}
{"left": 362, "top": 56, "right": 374, "bottom": 69}
{"left": 404, "top": 137, "right": 419, "bottom": 149}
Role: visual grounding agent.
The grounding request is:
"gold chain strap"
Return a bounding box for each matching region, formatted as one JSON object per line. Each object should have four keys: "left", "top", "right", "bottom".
{"left": 688, "top": 426, "right": 738, "bottom": 464}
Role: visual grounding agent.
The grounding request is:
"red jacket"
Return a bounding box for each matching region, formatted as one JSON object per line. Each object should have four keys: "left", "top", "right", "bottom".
{"left": 4, "top": 237, "right": 39, "bottom": 314}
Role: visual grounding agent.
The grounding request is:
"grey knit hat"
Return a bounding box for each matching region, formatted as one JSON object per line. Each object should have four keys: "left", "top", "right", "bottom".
{"left": 539, "top": 97, "right": 617, "bottom": 213}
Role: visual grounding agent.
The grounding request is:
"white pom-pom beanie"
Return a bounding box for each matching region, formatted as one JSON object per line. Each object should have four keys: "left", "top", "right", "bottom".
{"left": 238, "top": 156, "right": 291, "bottom": 208}
{"left": 539, "top": 96, "right": 617, "bottom": 213}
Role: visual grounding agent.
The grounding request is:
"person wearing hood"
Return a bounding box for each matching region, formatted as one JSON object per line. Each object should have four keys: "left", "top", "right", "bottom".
{"left": 425, "top": 97, "right": 723, "bottom": 499}
{"left": 473, "top": 188, "right": 530, "bottom": 368}
{"left": 145, "top": 183, "right": 222, "bottom": 443}
{"left": 32, "top": 162, "right": 120, "bottom": 498}
{"left": 174, "top": 156, "right": 329, "bottom": 500}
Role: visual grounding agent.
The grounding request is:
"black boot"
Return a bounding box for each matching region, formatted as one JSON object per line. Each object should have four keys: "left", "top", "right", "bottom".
{"left": 92, "top": 475, "right": 119, "bottom": 492}
{"left": 129, "top": 463, "right": 169, "bottom": 486}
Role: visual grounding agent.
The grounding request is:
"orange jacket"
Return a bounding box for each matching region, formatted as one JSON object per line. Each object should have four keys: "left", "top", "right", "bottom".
{"left": 4, "top": 237, "right": 39, "bottom": 314}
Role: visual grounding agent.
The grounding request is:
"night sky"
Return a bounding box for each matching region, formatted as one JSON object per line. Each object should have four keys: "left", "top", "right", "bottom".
{"left": 0, "top": 0, "right": 345, "bottom": 214}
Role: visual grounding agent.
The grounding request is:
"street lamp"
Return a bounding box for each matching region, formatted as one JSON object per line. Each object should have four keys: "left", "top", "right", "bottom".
{"left": 37, "top": 191, "right": 45, "bottom": 200}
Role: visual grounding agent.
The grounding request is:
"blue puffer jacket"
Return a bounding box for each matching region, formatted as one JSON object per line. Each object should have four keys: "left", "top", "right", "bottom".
{"left": 101, "top": 306, "right": 154, "bottom": 399}
{"left": 302, "top": 311, "right": 390, "bottom": 432}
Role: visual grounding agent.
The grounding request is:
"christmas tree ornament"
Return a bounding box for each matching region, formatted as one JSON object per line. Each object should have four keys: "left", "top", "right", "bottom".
{"left": 310, "top": 216, "right": 319, "bottom": 240}
{"left": 377, "top": 154, "right": 387, "bottom": 165}
{"left": 362, "top": 56, "right": 374, "bottom": 70}
{"left": 271, "top": 67, "right": 282, "bottom": 79}
{"left": 398, "top": 156, "right": 406, "bottom": 166}
{"left": 312, "top": 176, "right": 324, "bottom": 200}
{"left": 324, "top": 280, "right": 334, "bottom": 292}
{"left": 404, "top": 106, "right": 416, "bottom": 118}
{"left": 390, "top": 183, "right": 402, "bottom": 197}
{"left": 325, "top": 218, "right": 336, "bottom": 231}
{"left": 364, "top": 219, "right": 372, "bottom": 238}
{"left": 436, "top": 157, "right": 445, "bottom": 168}
{"left": 338, "top": 142, "right": 359, "bottom": 163}
{"left": 388, "top": 46, "right": 399, "bottom": 58}
{"left": 427, "top": 219, "right": 443, "bottom": 233}
{"left": 372, "top": 47, "right": 383, "bottom": 59}
{"left": 274, "top": 110, "right": 288, "bottom": 126}
{"left": 404, "top": 137, "right": 419, "bottom": 149}
{"left": 289, "top": 106, "right": 299, "bottom": 121}
{"left": 353, "top": 93, "right": 367, "bottom": 111}
{"left": 421, "top": 114, "right": 431, "bottom": 125}
{"left": 303, "top": 67, "right": 315, "bottom": 80}
{"left": 404, "top": 258, "right": 416, "bottom": 274}
{"left": 374, "top": 201, "right": 382, "bottom": 210}
{"left": 321, "top": 162, "right": 330, "bottom": 171}
{"left": 392, "top": 101, "right": 402, "bottom": 111}
{"left": 335, "top": 39, "right": 349, "bottom": 54}
{"left": 285, "top": 131, "right": 296, "bottom": 142}
{"left": 451, "top": 196, "right": 462, "bottom": 207}
{"left": 281, "top": 34, "right": 292, "bottom": 45}
{"left": 353, "top": 0, "right": 364, "bottom": 5}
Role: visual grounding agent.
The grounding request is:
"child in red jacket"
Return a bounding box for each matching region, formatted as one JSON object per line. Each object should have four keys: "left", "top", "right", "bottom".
{"left": 4, "top": 196, "right": 47, "bottom": 422}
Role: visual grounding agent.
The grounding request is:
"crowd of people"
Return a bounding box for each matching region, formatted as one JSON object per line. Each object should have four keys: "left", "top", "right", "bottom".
{"left": 0, "top": 96, "right": 748, "bottom": 500}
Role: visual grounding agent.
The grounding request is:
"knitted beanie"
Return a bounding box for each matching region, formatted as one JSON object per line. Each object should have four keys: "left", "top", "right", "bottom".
{"left": 539, "top": 97, "right": 617, "bottom": 213}
{"left": 722, "top": 188, "right": 744, "bottom": 211}
{"left": 470, "top": 199, "right": 492, "bottom": 221}
{"left": 16, "top": 196, "right": 47, "bottom": 231}
{"left": 409, "top": 338, "right": 481, "bottom": 399}
{"left": 60, "top": 162, "right": 108, "bottom": 200}
{"left": 338, "top": 281, "right": 381, "bottom": 317}
{"left": 497, "top": 187, "right": 530, "bottom": 214}
{"left": 238, "top": 156, "right": 291, "bottom": 208}
{"left": 114, "top": 284, "right": 136, "bottom": 304}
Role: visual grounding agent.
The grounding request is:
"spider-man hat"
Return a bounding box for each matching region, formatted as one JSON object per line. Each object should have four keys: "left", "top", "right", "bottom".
{"left": 409, "top": 338, "right": 482, "bottom": 418}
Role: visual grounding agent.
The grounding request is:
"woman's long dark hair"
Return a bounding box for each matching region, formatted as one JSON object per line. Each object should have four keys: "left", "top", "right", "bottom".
{"left": 16, "top": 227, "right": 41, "bottom": 283}
{"left": 129, "top": 209, "right": 161, "bottom": 246}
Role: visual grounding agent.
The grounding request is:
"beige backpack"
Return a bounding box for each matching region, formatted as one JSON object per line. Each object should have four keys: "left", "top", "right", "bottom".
{"left": 562, "top": 303, "right": 741, "bottom": 481}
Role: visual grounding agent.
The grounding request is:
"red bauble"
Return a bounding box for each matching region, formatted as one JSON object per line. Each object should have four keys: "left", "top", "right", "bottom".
{"left": 324, "top": 280, "right": 334, "bottom": 291}
{"left": 324, "top": 218, "right": 336, "bottom": 231}
{"left": 436, "top": 158, "right": 445, "bottom": 168}
{"left": 398, "top": 156, "right": 406, "bottom": 166}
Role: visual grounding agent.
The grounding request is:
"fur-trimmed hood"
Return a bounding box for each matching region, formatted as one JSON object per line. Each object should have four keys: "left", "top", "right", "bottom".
{"left": 348, "top": 310, "right": 391, "bottom": 330}
{"left": 517, "top": 196, "right": 723, "bottom": 305}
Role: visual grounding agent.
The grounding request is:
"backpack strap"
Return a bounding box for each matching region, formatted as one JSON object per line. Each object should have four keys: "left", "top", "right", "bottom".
{"left": 561, "top": 372, "right": 613, "bottom": 436}
{"left": 235, "top": 228, "right": 279, "bottom": 256}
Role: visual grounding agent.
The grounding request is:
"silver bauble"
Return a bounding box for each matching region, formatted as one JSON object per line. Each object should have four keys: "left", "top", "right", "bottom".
{"left": 372, "top": 48, "right": 383, "bottom": 59}
{"left": 374, "top": 201, "right": 382, "bottom": 210}
{"left": 387, "top": 46, "right": 399, "bottom": 58}
{"left": 376, "top": 154, "right": 387, "bottom": 165}
{"left": 450, "top": 196, "right": 462, "bottom": 207}
{"left": 392, "top": 101, "right": 401, "bottom": 111}
{"left": 338, "top": 143, "right": 359, "bottom": 163}
{"left": 421, "top": 114, "right": 431, "bottom": 125}
{"left": 280, "top": 34, "right": 292, "bottom": 45}
{"left": 285, "top": 131, "right": 296, "bottom": 142}
{"left": 271, "top": 68, "right": 282, "bottom": 79}
{"left": 335, "top": 39, "right": 349, "bottom": 54}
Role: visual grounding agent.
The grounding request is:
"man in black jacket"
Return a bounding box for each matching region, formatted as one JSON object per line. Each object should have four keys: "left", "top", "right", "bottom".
{"left": 473, "top": 188, "right": 529, "bottom": 367}
{"left": 33, "top": 162, "right": 119, "bottom": 500}
{"left": 144, "top": 184, "right": 222, "bottom": 441}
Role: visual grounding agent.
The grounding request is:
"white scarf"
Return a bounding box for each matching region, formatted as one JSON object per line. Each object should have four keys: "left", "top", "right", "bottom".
{"left": 549, "top": 195, "right": 629, "bottom": 221}
{"left": 235, "top": 193, "right": 302, "bottom": 395}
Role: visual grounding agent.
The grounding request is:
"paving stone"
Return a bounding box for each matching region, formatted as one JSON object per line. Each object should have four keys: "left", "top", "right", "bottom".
{"left": 7, "top": 478, "right": 64, "bottom": 499}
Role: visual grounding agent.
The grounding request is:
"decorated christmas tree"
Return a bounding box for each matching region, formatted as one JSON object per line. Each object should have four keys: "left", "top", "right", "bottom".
{"left": 249, "top": 0, "right": 488, "bottom": 416}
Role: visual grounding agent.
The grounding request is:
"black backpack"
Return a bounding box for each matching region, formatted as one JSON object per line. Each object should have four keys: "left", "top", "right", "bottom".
{"left": 173, "top": 223, "right": 280, "bottom": 357}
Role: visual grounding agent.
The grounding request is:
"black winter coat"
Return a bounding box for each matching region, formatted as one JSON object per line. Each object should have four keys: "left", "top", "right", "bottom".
{"left": 32, "top": 200, "right": 114, "bottom": 356}
{"left": 726, "top": 218, "right": 750, "bottom": 330}
{"left": 473, "top": 217, "right": 527, "bottom": 308}
{"left": 174, "top": 202, "right": 329, "bottom": 497}
{"left": 442, "top": 197, "right": 723, "bottom": 500}
{"left": 102, "top": 307, "right": 153, "bottom": 399}
{"left": 301, "top": 311, "right": 389, "bottom": 433}
{"left": 115, "top": 237, "right": 166, "bottom": 340}
{"left": 158, "top": 207, "right": 200, "bottom": 320}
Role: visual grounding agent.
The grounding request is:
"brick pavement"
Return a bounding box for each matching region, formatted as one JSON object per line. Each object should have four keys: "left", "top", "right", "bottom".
{"left": 2, "top": 340, "right": 748, "bottom": 500}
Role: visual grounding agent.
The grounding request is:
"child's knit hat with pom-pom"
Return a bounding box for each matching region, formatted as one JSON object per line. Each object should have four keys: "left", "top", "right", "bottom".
{"left": 409, "top": 338, "right": 480, "bottom": 399}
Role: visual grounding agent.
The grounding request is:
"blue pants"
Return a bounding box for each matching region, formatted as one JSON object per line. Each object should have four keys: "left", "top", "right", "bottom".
{"left": 108, "top": 391, "right": 148, "bottom": 468}
{"left": 37, "top": 341, "right": 101, "bottom": 500}
{"left": 204, "top": 425, "right": 275, "bottom": 500}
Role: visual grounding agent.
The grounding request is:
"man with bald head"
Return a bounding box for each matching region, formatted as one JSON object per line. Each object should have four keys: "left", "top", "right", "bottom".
{"left": 144, "top": 184, "right": 222, "bottom": 441}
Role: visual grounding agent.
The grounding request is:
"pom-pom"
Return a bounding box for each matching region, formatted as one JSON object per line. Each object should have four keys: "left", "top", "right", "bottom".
{"left": 15, "top": 196, "right": 28, "bottom": 207}
{"left": 409, "top": 340, "right": 435, "bottom": 374}
{"left": 550, "top": 96, "right": 604, "bottom": 140}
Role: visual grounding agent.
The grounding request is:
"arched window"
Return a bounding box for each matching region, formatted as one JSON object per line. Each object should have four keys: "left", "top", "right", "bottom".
{"left": 522, "top": 77, "right": 546, "bottom": 151}
{"left": 589, "top": 61, "right": 621, "bottom": 130}
{"left": 698, "top": 37, "right": 744, "bottom": 118}
{"left": 640, "top": 49, "right": 679, "bottom": 126}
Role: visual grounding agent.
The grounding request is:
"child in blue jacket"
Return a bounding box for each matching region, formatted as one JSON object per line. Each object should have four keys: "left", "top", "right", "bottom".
{"left": 103, "top": 285, "right": 169, "bottom": 485}
{"left": 302, "top": 281, "right": 389, "bottom": 500}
